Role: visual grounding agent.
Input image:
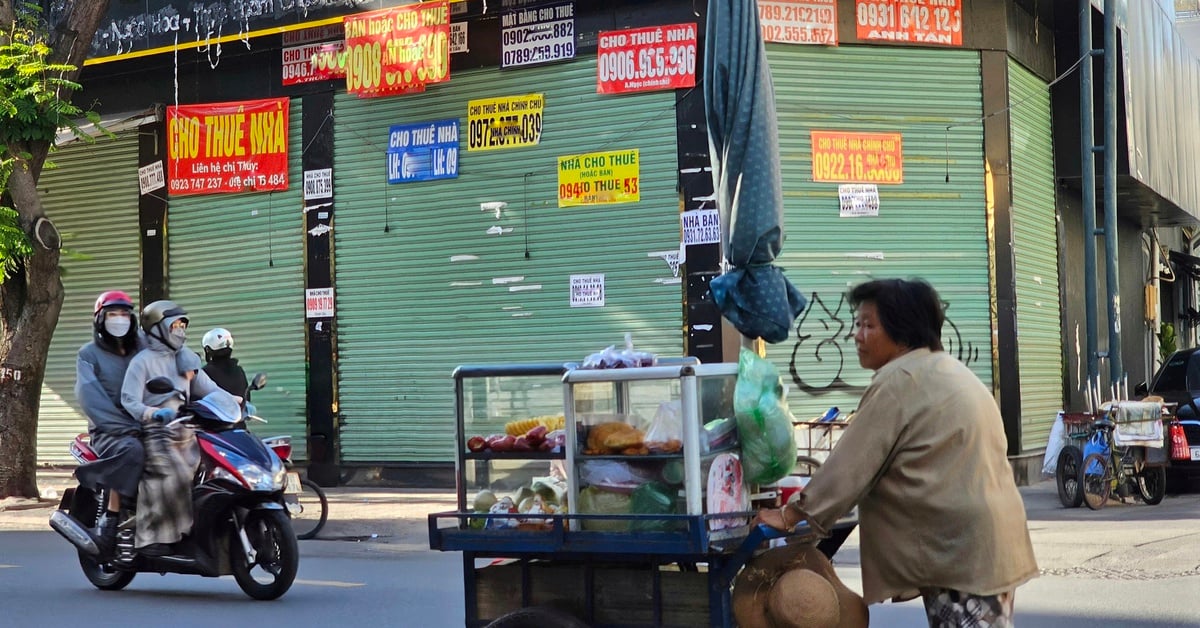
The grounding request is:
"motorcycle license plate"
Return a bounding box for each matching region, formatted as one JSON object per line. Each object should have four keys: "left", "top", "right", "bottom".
{"left": 284, "top": 472, "right": 302, "bottom": 494}
{"left": 1190, "top": 447, "right": 1200, "bottom": 462}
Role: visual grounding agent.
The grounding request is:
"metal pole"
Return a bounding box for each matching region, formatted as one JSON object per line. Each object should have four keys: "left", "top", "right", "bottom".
{"left": 1103, "top": 0, "right": 1123, "bottom": 382}
{"left": 1080, "top": 0, "right": 1100, "bottom": 384}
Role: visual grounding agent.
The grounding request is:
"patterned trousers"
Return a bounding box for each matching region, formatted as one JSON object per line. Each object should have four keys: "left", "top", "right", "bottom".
{"left": 921, "top": 588, "right": 1015, "bottom": 628}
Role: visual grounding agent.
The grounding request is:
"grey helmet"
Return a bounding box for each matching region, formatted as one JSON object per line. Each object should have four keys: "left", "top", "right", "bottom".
{"left": 141, "top": 300, "right": 189, "bottom": 350}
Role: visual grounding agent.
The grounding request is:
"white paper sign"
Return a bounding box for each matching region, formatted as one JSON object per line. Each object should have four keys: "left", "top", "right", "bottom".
{"left": 681, "top": 209, "right": 721, "bottom": 246}
{"left": 500, "top": 3, "right": 576, "bottom": 68}
{"left": 305, "top": 287, "right": 335, "bottom": 318}
{"left": 138, "top": 161, "right": 165, "bottom": 195}
{"left": 838, "top": 184, "right": 880, "bottom": 217}
{"left": 304, "top": 168, "right": 333, "bottom": 200}
{"left": 451, "top": 22, "right": 468, "bottom": 54}
{"left": 570, "top": 274, "right": 605, "bottom": 307}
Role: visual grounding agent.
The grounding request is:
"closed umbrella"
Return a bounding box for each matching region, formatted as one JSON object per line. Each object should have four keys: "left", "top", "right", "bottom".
{"left": 704, "top": 0, "right": 806, "bottom": 343}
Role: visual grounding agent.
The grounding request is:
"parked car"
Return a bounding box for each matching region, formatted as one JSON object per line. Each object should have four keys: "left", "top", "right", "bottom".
{"left": 1137, "top": 348, "right": 1200, "bottom": 479}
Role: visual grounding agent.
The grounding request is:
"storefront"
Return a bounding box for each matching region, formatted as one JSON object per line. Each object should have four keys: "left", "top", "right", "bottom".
{"left": 332, "top": 58, "right": 685, "bottom": 462}
{"left": 165, "top": 99, "right": 310, "bottom": 459}
{"left": 761, "top": 43, "right": 993, "bottom": 422}
{"left": 37, "top": 128, "right": 142, "bottom": 464}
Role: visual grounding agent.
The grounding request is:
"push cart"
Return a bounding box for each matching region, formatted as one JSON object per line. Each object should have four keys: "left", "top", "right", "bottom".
{"left": 1054, "top": 401, "right": 1169, "bottom": 509}
{"left": 428, "top": 361, "right": 855, "bottom": 627}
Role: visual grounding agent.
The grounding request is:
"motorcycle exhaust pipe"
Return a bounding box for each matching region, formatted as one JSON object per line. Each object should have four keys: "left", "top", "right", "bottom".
{"left": 49, "top": 511, "right": 101, "bottom": 557}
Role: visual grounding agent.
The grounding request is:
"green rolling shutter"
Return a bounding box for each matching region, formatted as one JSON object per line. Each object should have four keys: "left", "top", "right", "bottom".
{"left": 1008, "top": 59, "right": 1063, "bottom": 452}
{"left": 333, "top": 58, "right": 682, "bottom": 462}
{"left": 764, "top": 44, "right": 991, "bottom": 420}
{"left": 167, "top": 98, "right": 308, "bottom": 459}
{"left": 37, "top": 132, "right": 142, "bottom": 464}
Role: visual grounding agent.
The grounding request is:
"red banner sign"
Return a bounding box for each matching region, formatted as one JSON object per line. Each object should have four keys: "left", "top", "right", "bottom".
{"left": 166, "top": 98, "right": 290, "bottom": 196}
{"left": 854, "top": 0, "right": 962, "bottom": 46}
{"left": 810, "top": 130, "right": 903, "bottom": 184}
{"left": 342, "top": 1, "right": 451, "bottom": 98}
{"left": 596, "top": 23, "right": 697, "bottom": 95}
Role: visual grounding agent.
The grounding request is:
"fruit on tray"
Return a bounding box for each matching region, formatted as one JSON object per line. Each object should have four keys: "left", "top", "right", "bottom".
{"left": 505, "top": 415, "right": 566, "bottom": 436}
{"left": 468, "top": 424, "right": 566, "bottom": 454}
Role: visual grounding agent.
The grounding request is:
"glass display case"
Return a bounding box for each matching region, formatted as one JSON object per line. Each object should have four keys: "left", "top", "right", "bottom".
{"left": 452, "top": 363, "right": 570, "bottom": 515}
{"left": 564, "top": 362, "right": 744, "bottom": 530}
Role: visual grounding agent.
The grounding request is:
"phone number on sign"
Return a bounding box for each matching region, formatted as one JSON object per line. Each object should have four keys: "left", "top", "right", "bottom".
{"left": 856, "top": 2, "right": 961, "bottom": 33}
{"left": 468, "top": 113, "right": 542, "bottom": 149}
{"left": 560, "top": 178, "right": 639, "bottom": 201}
{"left": 503, "top": 42, "right": 574, "bottom": 66}
{"left": 598, "top": 44, "right": 696, "bottom": 83}
{"left": 762, "top": 24, "right": 834, "bottom": 44}
{"left": 759, "top": 3, "right": 834, "bottom": 24}
{"left": 170, "top": 173, "right": 287, "bottom": 192}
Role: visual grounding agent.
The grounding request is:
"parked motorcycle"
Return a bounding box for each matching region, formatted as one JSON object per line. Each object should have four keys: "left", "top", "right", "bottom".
{"left": 49, "top": 373, "right": 299, "bottom": 600}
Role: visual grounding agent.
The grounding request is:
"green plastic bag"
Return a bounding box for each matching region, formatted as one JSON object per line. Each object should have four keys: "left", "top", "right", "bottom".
{"left": 733, "top": 348, "right": 797, "bottom": 484}
{"left": 629, "top": 482, "right": 678, "bottom": 532}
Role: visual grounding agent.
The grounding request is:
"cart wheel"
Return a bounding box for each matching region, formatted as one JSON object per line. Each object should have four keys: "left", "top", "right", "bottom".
{"left": 1137, "top": 465, "right": 1166, "bottom": 505}
{"left": 1080, "top": 453, "right": 1111, "bottom": 510}
{"left": 485, "top": 607, "right": 588, "bottom": 628}
{"left": 1055, "top": 446, "right": 1084, "bottom": 508}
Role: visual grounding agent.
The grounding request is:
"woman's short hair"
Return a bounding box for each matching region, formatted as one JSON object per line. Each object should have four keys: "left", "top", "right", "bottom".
{"left": 848, "top": 278, "right": 945, "bottom": 351}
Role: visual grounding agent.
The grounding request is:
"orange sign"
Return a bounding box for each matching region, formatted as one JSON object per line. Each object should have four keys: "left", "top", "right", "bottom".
{"left": 810, "top": 131, "right": 903, "bottom": 184}
{"left": 854, "top": 0, "right": 962, "bottom": 47}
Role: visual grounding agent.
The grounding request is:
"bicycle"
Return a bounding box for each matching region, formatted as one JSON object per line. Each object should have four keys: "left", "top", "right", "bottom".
{"left": 263, "top": 435, "right": 329, "bottom": 540}
{"left": 1079, "top": 412, "right": 1167, "bottom": 510}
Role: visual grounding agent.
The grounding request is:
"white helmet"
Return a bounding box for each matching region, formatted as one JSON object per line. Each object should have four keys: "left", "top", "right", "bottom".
{"left": 202, "top": 327, "right": 234, "bottom": 352}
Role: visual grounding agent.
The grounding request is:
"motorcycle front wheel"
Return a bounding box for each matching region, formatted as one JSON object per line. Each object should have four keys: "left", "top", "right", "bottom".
{"left": 231, "top": 509, "right": 299, "bottom": 600}
{"left": 79, "top": 552, "right": 135, "bottom": 591}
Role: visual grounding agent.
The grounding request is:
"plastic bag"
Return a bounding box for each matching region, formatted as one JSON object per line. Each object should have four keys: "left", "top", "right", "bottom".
{"left": 645, "top": 400, "right": 683, "bottom": 451}
{"left": 581, "top": 333, "right": 656, "bottom": 369}
{"left": 1082, "top": 430, "right": 1110, "bottom": 474}
{"left": 577, "top": 486, "right": 632, "bottom": 531}
{"left": 1041, "top": 412, "right": 1067, "bottom": 477}
{"left": 733, "top": 348, "right": 797, "bottom": 484}
{"left": 578, "top": 459, "right": 658, "bottom": 490}
{"left": 629, "top": 482, "right": 679, "bottom": 532}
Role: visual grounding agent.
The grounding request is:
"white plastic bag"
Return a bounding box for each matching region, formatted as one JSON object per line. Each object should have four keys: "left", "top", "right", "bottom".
{"left": 645, "top": 400, "right": 682, "bottom": 448}
{"left": 1041, "top": 412, "right": 1067, "bottom": 477}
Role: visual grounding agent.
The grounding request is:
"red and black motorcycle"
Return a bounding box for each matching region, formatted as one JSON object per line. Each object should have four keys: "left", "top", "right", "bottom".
{"left": 50, "top": 374, "right": 299, "bottom": 600}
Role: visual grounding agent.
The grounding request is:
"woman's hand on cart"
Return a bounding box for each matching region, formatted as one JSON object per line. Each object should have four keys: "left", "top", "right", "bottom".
{"left": 754, "top": 504, "right": 803, "bottom": 533}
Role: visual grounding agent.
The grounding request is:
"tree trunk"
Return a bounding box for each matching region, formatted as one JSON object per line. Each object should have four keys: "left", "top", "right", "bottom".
{"left": 0, "top": 164, "right": 64, "bottom": 498}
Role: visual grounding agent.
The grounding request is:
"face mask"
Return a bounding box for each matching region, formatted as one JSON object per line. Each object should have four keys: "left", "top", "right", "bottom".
{"left": 171, "top": 328, "right": 187, "bottom": 343}
{"left": 104, "top": 317, "right": 131, "bottom": 338}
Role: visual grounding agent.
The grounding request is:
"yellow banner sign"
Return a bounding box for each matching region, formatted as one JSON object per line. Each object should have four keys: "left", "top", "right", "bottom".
{"left": 558, "top": 149, "right": 640, "bottom": 207}
{"left": 467, "top": 94, "right": 544, "bottom": 151}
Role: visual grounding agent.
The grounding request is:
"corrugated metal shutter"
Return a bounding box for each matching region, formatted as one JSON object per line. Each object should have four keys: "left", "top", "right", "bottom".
{"left": 167, "top": 98, "right": 308, "bottom": 459}
{"left": 37, "top": 131, "right": 141, "bottom": 465}
{"left": 1008, "top": 59, "right": 1063, "bottom": 452}
{"left": 765, "top": 44, "right": 992, "bottom": 421}
{"left": 334, "top": 58, "right": 683, "bottom": 462}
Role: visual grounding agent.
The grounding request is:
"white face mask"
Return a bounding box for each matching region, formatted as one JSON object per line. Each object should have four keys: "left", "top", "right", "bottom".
{"left": 104, "top": 317, "right": 131, "bottom": 338}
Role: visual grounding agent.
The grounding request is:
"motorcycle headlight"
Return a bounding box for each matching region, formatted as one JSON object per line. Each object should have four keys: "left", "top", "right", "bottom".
{"left": 217, "top": 448, "right": 286, "bottom": 492}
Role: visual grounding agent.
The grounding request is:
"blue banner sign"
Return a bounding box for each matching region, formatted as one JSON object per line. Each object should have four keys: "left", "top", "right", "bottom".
{"left": 387, "top": 119, "right": 460, "bottom": 184}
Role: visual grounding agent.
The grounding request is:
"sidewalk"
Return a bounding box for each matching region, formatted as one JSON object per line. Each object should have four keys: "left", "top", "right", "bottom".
{"left": 4, "top": 468, "right": 1199, "bottom": 578}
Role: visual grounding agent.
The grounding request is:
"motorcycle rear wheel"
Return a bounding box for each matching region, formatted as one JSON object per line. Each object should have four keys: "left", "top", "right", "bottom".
{"left": 231, "top": 509, "right": 299, "bottom": 600}
{"left": 78, "top": 552, "right": 135, "bottom": 591}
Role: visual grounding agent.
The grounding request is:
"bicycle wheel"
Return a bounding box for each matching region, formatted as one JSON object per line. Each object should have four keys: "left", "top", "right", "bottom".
{"left": 1080, "top": 452, "right": 1111, "bottom": 510}
{"left": 1137, "top": 465, "right": 1166, "bottom": 505}
{"left": 287, "top": 478, "right": 329, "bottom": 540}
{"left": 1055, "top": 446, "right": 1084, "bottom": 508}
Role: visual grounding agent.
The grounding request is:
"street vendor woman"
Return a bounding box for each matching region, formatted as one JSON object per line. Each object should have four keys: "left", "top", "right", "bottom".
{"left": 757, "top": 278, "right": 1038, "bottom": 627}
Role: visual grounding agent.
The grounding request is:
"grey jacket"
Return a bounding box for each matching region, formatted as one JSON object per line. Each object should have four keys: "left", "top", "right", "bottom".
{"left": 76, "top": 341, "right": 139, "bottom": 437}
{"left": 122, "top": 334, "right": 230, "bottom": 422}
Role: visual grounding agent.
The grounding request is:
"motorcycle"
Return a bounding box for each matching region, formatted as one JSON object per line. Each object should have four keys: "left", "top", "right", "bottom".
{"left": 49, "top": 373, "right": 299, "bottom": 600}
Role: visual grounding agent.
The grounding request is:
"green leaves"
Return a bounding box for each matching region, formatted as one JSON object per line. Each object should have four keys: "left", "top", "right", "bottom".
{"left": 0, "top": 24, "right": 85, "bottom": 145}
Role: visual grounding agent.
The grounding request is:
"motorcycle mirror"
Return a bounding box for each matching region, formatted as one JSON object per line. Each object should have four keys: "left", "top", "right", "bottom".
{"left": 146, "top": 377, "right": 176, "bottom": 395}
{"left": 1134, "top": 382, "right": 1148, "bottom": 397}
{"left": 249, "top": 372, "right": 267, "bottom": 392}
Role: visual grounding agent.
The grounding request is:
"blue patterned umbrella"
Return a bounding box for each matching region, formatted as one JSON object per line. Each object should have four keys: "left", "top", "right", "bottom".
{"left": 704, "top": 0, "right": 806, "bottom": 343}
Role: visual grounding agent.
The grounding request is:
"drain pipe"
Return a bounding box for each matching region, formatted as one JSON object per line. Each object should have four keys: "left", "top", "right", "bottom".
{"left": 1080, "top": 0, "right": 1100, "bottom": 386}
{"left": 1102, "top": 0, "right": 1123, "bottom": 384}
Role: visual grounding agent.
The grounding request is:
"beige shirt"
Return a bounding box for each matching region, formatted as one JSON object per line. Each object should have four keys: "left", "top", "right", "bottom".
{"left": 793, "top": 348, "right": 1039, "bottom": 604}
